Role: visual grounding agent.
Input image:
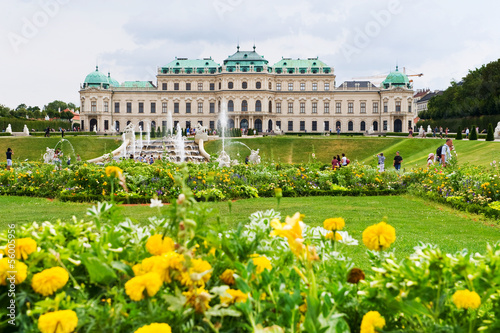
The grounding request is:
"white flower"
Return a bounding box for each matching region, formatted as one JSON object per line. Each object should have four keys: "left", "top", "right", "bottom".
{"left": 83, "top": 243, "right": 91, "bottom": 248}
{"left": 150, "top": 198, "right": 164, "bottom": 208}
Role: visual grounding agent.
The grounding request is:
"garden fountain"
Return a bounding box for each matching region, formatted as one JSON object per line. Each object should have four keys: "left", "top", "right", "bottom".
{"left": 175, "top": 123, "right": 186, "bottom": 162}
{"left": 167, "top": 110, "right": 173, "bottom": 137}
{"left": 146, "top": 123, "right": 151, "bottom": 146}
{"left": 43, "top": 139, "right": 76, "bottom": 165}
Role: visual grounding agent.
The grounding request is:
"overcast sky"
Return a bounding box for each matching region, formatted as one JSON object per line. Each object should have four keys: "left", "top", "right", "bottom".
{"left": 1, "top": 0, "right": 499, "bottom": 109}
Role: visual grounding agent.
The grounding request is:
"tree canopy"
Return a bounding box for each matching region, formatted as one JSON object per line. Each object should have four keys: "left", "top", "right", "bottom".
{"left": 420, "top": 59, "right": 500, "bottom": 120}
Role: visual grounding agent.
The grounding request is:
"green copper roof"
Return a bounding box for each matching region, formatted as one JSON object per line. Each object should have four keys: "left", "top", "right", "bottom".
{"left": 223, "top": 46, "right": 268, "bottom": 66}
{"left": 120, "top": 81, "right": 155, "bottom": 88}
{"left": 107, "top": 72, "right": 120, "bottom": 87}
{"left": 272, "top": 57, "right": 331, "bottom": 74}
{"left": 84, "top": 66, "right": 109, "bottom": 87}
{"left": 161, "top": 58, "right": 219, "bottom": 74}
{"left": 382, "top": 66, "right": 411, "bottom": 88}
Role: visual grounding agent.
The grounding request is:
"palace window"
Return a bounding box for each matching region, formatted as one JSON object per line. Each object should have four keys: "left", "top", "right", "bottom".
{"left": 288, "top": 83, "right": 293, "bottom": 91}
{"left": 324, "top": 102, "right": 330, "bottom": 114}
{"left": 256, "top": 100, "right": 262, "bottom": 112}
{"left": 324, "top": 121, "right": 330, "bottom": 131}
{"left": 384, "top": 101, "right": 388, "bottom": 112}
{"left": 198, "top": 83, "right": 203, "bottom": 91}
{"left": 312, "top": 102, "right": 317, "bottom": 114}
{"left": 336, "top": 102, "right": 341, "bottom": 114}
{"left": 276, "top": 121, "right": 281, "bottom": 130}
{"left": 174, "top": 83, "right": 179, "bottom": 91}
{"left": 242, "top": 82, "right": 248, "bottom": 89}
{"left": 312, "top": 121, "right": 317, "bottom": 131}
{"left": 360, "top": 121, "right": 366, "bottom": 131}
{"left": 276, "top": 102, "right": 281, "bottom": 114}
{"left": 268, "top": 82, "right": 272, "bottom": 89}
{"left": 139, "top": 102, "right": 144, "bottom": 113}
{"left": 174, "top": 103, "right": 179, "bottom": 113}
{"left": 383, "top": 120, "right": 388, "bottom": 130}
{"left": 256, "top": 82, "right": 261, "bottom": 89}
{"left": 218, "top": 82, "right": 221, "bottom": 89}
{"left": 228, "top": 82, "right": 234, "bottom": 89}
{"left": 210, "top": 83, "right": 215, "bottom": 91}
{"left": 104, "top": 101, "right": 109, "bottom": 112}
{"left": 348, "top": 102, "right": 353, "bottom": 114}
{"left": 114, "top": 102, "right": 120, "bottom": 113}
{"left": 396, "top": 101, "right": 401, "bottom": 112}
{"left": 288, "top": 102, "right": 293, "bottom": 114}
{"left": 198, "top": 102, "right": 203, "bottom": 114}
{"left": 360, "top": 102, "right": 366, "bottom": 113}
{"left": 408, "top": 105, "right": 412, "bottom": 113}
{"left": 104, "top": 120, "right": 109, "bottom": 130}
{"left": 288, "top": 121, "right": 293, "bottom": 131}
{"left": 300, "top": 83, "right": 305, "bottom": 91}
{"left": 312, "top": 83, "right": 317, "bottom": 91}
{"left": 242, "top": 100, "right": 248, "bottom": 111}
{"left": 324, "top": 82, "right": 330, "bottom": 91}
{"left": 276, "top": 83, "right": 281, "bottom": 91}
{"left": 228, "top": 100, "right": 234, "bottom": 112}
{"left": 348, "top": 121, "right": 353, "bottom": 131}
{"left": 209, "top": 121, "right": 215, "bottom": 130}
{"left": 186, "top": 102, "right": 191, "bottom": 113}
{"left": 300, "top": 121, "right": 305, "bottom": 131}
{"left": 210, "top": 103, "right": 215, "bottom": 113}
{"left": 162, "top": 83, "right": 167, "bottom": 90}
{"left": 151, "top": 102, "right": 156, "bottom": 113}
{"left": 373, "top": 102, "right": 379, "bottom": 113}
{"left": 162, "top": 102, "right": 167, "bottom": 113}
{"left": 300, "top": 102, "right": 305, "bottom": 114}
{"left": 186, "top": 83, "right": 191, "bottom": 91}
{"left": 127, "top": 102, "right": 132, "bottom": 113}
{"left": 91, "top": 101, "right": 96, "bottom": 112}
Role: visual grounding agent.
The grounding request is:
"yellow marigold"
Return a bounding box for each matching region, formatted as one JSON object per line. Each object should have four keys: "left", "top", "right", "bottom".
{"left": 220, "top": 269, "right": 235, "bottom": 285}
{"left": 323, "top": 218, "right": 345, "bottom": 231}
{"left": 178, "top": 258, "right": 212, "bottom": 287}
{"left": 6, "top": 237, "right": 37, "bottom": 260}
{"left": 132, "top": 263, "right": 146, "bottom": 276}
{"left": 134, "top": 323, "right": 172, "bottom": 333}
{"left": 360, "top": 311, "right": 385, "bottom": 333}
{"left": 270, "top": 213, "right": 306, "bottom": 256}
{"left": 452, "top": 289, "right": 481, "bottom": 310}
{"left": 362, "top": 222, "right": 396, "bottom": 251}
{"left": 221, "top": 288, "right": 249, "bottom": 304}
{"left": 164, "top": 251, "right": 184, "bottom": 271}
{"left": 0, "top": 258, "right": 27, "bottom": 285}
{"left": 146, "top": 235, "right": 175, "bottom": 256}
{"left": 250, "top": 254, "right": 272, "bottom": 274}
{"left": 105, "top": 166, "right": 123, "bottom": 178}
{"left": 125, "top": 272, "right": 162, "bottom": 301}
{"left": 32, "top": 267, "right": 69, "bottom": 296}
{"left": 326, "top": 231, "right": 343, "bottom": 241}
{"left": 38, "top": 310, "right": 78, "bottom": 333}
{"left": 183, "top": 287, "right": 212, "bottom": 313}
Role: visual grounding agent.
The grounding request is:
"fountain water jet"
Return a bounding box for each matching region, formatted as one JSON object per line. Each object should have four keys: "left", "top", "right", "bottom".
{"left": 175, "top": 123, "right": 186, "bottom": 162}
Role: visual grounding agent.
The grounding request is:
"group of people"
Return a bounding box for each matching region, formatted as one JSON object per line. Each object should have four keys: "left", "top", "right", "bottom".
{"left": 427, "top": 138, "right": 454, "bottom": 168}
{"left": 130, "top": 153, "right": 157, "bottom": 165}
{"left": 331, "top": 153, "right": 349, "bottom": 169}
{"left": 376, "top": 151, "right": 403, "bottom": 172}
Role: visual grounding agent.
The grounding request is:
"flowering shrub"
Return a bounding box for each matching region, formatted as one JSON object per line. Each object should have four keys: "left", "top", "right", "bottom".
{"left": 1, "top": 170, "right": 499, "bottom": 332}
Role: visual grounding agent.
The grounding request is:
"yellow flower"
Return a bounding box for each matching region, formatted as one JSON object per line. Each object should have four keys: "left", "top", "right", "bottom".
{"left": 38, "top": 310, "right": 78, "bottom": 333}
{"left": 326, "top": 232, "right": 343, "bottom": 241}
{"left": 270, "top": 213, "right": 306, "bottom": 256}
{"left": 32, "top": 267, "right": 69, "bottom": 296}
{"left": 179, "top": 258, "right": 212, "bottom": 287}
{"left": 146, "top": 235, "right": 175, "bottom": 256}
{"left": 0, "top": 258, "right": 27, "bottom": 285}
{"left": 6, "top": 237, "right": 37, "bottom": 260}
{"left": 362, "top": 222, "right": 396, "bottom": 251}
{"left": 220, "top": 269, "right": 235, "bottom": 285}
{"left": 141, "top": 256, "right": 170, "bottom": 282}
{"left": 452, "top": 289, "right": 481, "bottom": 310}
{"left": 105, "top": 166, "right": 123, "bottom": 178}
{"left": 183, "top": 287, "right": 212, "bottom": 313}
{"left": 360, "top": 311, "right": 385, "bottom": 333}
{"left": 250, "top": 254, "right": 272, "bottom": 274}
{"left": 221, "top": 289, "right": 249, "bottom": 304}
{"left": 125, "top": 272, "right": 162, "bottom": 301}
{"left": 134, "top": 323, "right": 172, "bottom": 333}
{"left": 323, "top": 217, "right": 345, "bottom": 231}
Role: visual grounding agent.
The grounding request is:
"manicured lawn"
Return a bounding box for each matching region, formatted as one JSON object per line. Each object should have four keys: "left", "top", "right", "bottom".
{"left": 204, "top": 136, "right": 500, "bottom": 167}
{"left": 0, "top": 136, "right": 122, "bottom": 162}
{"left": 2, "top": 195, "right": 499, "bottom": 270}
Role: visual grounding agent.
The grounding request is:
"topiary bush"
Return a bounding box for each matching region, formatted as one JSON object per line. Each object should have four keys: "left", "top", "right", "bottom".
{"left": 455, "top": 126, "right": 462, "bottom": 140}
{"left": 470, "top": 125, "right": 478, "bottom": 140}
{"left": 486, "top": 123, "right": 495, "bottom": 141}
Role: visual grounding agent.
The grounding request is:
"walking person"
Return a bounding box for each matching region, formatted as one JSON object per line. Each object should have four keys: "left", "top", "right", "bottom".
{"left": 465, "top": 127, "right": 470, "bottom": 139}
{"left": 439, "top": 126, "right": 443, "bottom": 139}
{"left": 393, "top": 151, "right": 403, "bottom": 171}
{"left": 336, "top": 126, "right": 341, "bottom": 137}
{"left": 445, "top": 127, "right": 449, "bottom": 138}
{"left": 6, "top": 148, "right": 13, "bottom": 171}
{"left": 440, "top": 138, "right": 454, "bottom": 168}
{"left": 377, "top": 153, "right": 385, "bottom": 172}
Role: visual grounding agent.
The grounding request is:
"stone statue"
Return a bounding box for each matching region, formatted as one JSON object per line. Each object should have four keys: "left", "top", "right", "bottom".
{"left": 6, "top": 124, "right": 12, "bottom": 134}
{"left": 195, "top": 122, "right": 208, "bottom": 133}
{"left": 23, "top": 124, "right": 30, "bottom": 135}
{"left": 124, "top": 123, "right": 135, "bottom": 134}
{"left": 216, "top": 150, "right": 231, "bottom": 168}
{"left": 495, "top": 121, "right": 500, "bottom": 139}
{"left": 427, "top": 125, "right": 432, "bottom": 133}
{"left": 368, "top": 126, "right": 374, "bottom": 134}
{"left": 248, "top": 149, "right": 261, "bottom": 164}
{"left": 43, "top": 148, "right": 56, "bottom": 164}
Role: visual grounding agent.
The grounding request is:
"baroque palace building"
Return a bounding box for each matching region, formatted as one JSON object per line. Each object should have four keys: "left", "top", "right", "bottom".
{"left": 79, "top": 46, "right": 414, "bottom": 134}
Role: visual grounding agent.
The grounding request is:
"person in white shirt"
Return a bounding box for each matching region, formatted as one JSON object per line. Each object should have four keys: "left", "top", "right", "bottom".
{"left": 341, "top": 153, "right": 347, "bottom": 166}
{"left": 440, "top": 138, "right": 453, "bottom": 167}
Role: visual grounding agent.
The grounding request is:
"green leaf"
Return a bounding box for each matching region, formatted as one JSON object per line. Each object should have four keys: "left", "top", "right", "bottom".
{"left": 110, "top": 261, "right": 134, "bottom": 277}
{"left": 81, "top": 254, "right": 117, "bottom": 285}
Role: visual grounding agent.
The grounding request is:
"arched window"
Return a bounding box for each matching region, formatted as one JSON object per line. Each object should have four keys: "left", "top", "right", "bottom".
{"left": 228, "top": 119, "right": 235, "bottom": 128}
{"left": 240, "top": 119, "right": 249, "bottom": 129}
{"left": 255, "top": 100, "right": 262, "bottom": 112}
{"left": 268, "top": 101, "right": 272, "bottom": 113}
{"left": 255, "top": 119, "right": 262, "bottom": 132}
{"left": 373, "top": 121, "right": 378, "bottom": 131}
{"left": 242, "top": 82, "right": 248, "bottom": 89}
{"left": 360, "top": 121, "right": 366, "bottom": 131}
{"left": 256, "top": 82, "right": 261, "bottom": 89}
{"left": 336, "top": 121, "right": 341, "bottom": 130}
{"left": 348, "top": 121, "right": 353, "bottom": 131}
{"left": 228, "top": 82, "right": 234, "bottom": 89}
{"left": 228, "top": 100, "right": 234, "bottom": 112}
{"left": 115, "top": 121, "right": 120, "bottom": 132}
{"left": 242, "top": 100, "right": 248, "bottom": 111}
{"left": 139, "top": 121, "right": 144, "bottom": 130}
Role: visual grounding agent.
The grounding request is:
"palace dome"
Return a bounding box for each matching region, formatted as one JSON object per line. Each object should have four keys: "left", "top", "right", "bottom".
{"left": 382, "top": 66, "right": 411, "bottom": 89}
{"left": 84, "top": 66, "right": 109, "bottom": 88}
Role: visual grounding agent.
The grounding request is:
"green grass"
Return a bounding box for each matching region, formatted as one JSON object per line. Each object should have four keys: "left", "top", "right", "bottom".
{"left": 2, "top": 195, "right": 499, "bottom": 270}
{"left": 0, "top": 136, "right": 122, "bottom": 162}
{"left": 204, "top": 136, "right": 500, "bottom": 167}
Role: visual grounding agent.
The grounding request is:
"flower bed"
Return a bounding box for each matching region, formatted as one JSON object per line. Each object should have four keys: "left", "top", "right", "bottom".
{"left": 1, "top": 173, "right": 499, "bottom": 332}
